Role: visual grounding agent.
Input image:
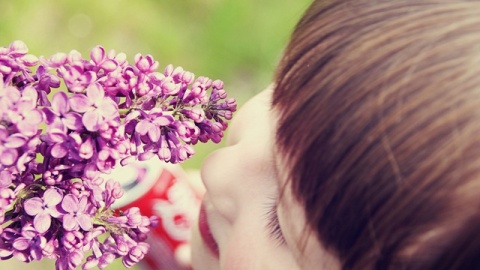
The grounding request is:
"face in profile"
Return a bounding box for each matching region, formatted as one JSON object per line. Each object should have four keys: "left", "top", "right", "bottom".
{"left": 190, "top": 88, "right": 339, "bottom": 269}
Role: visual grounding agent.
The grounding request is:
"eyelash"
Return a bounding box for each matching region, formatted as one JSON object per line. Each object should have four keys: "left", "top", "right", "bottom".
{"left": 265, "top": 198, "right": 286, "bottom": 245}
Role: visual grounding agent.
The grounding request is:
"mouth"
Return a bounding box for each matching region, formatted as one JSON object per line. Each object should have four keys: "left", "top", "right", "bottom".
{"left": 198, "top": 201, "right": 220, "bottom": 258}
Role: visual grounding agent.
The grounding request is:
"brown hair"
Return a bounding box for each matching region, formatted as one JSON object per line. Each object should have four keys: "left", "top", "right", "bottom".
{"left": 273, "top": 1, "right": 480, "bottom": 269}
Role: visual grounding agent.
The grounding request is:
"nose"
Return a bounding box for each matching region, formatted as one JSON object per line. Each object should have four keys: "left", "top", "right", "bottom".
{"left": 199, "top": 87, "right": 276, "bottom": 222}
{"left": 200, "top": 145, "right": 239, "bottom": 222}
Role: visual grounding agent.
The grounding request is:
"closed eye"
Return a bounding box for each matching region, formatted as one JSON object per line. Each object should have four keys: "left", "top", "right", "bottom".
{"left": 265, "top": 197, "right": 286, "bottom": 246}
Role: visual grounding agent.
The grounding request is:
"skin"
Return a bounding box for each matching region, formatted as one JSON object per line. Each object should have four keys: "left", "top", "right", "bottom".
{"left": 191, "top": 87, "right": 340, "bottom": 269}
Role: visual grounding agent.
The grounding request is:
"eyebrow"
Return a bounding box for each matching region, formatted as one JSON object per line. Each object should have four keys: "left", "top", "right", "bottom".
{"left": 271, "top": 147, "right": 280, "bottom": 184}
{"left": 269, "top": 115, "right": 291, "bottom": 202}
{"left": 268, "top": 102, "right": 279, "bottom": 175}
{"left": 271, "top": 146, "right": 291, "bottom": 210}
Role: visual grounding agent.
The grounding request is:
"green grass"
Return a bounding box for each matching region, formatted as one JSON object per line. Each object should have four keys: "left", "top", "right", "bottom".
{"left": 0, "top": 0, "right": 311, "bottom": 268}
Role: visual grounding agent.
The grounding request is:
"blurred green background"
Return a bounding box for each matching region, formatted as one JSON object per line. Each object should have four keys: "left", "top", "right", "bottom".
{"left": 0, "top": 0, "right": 310, "bottom": 269}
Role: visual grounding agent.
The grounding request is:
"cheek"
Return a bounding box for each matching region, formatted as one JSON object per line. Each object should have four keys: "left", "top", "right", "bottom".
{"left": 277, "top": 194, "right": 342, "bottom": 269}
{"left": 277, "top": 191, "right": 311, "bottom": 264}
{"left": 218, "top": 220, "right": 300, "bottom": 270}
{"left": 220, "top": 235, "right": 263, "bottom": 270}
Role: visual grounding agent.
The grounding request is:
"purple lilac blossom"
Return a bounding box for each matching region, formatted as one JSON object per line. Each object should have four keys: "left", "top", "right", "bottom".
{"left": 23, "top": 188, "right": 62, "bottom": 233}
{"left": 0, "top": 40, "right": 236, "bottom": 270}
{"left": 61, "top": 194, "right": 94, "bottom": 231}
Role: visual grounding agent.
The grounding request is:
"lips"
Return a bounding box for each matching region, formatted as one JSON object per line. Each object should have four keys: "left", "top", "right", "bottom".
{"left": 198, "top": 201, "right": 219, "bottom": 257}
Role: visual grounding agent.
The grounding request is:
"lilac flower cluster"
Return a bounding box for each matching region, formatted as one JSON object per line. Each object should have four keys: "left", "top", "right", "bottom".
{"left": 0, "top": 41, "right": 236, "bottom": 269}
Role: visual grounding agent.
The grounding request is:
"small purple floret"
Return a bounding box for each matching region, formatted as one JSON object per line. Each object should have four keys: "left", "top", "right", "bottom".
{"left": 24, "top": 188, "right": 62, "bottom": 234}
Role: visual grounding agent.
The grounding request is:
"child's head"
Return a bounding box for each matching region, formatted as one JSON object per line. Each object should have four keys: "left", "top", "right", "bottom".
{"left": 192, "top": 1, "right": 480, "bottom": 269}
{"left": 274, "top": 1, "right": 480, "bottom": 268}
